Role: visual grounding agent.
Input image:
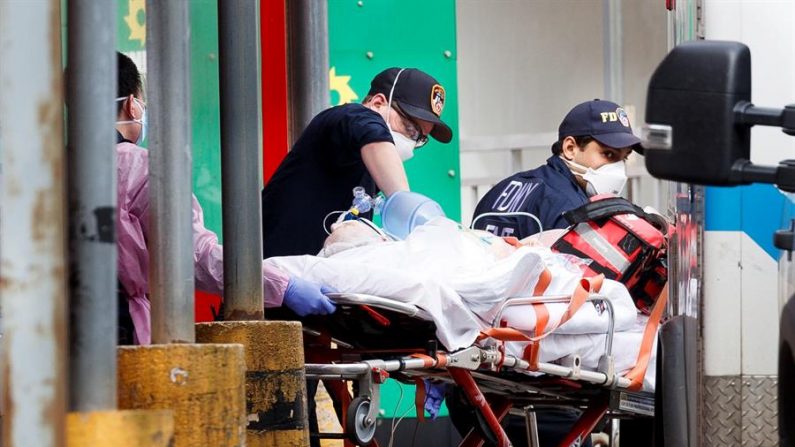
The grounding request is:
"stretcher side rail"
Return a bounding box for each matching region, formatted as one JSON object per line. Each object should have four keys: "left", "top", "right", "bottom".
{"left": 491, "top": 294, "right": 616, "bottom": 358}
{"left": 308, "top": 292, "right": 627, "bottom": 387}
{"left": 325, "top": 292, "right": 430, "bottom": 319}
{"left": 490, "top": 294, "right": 618, "bottom": 386}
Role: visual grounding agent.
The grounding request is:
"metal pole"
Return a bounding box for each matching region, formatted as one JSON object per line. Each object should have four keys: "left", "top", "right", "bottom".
{"left": 146, "top": 0, "right": 195, "bottom": 344}
{"left": 218, "top": 0, "right": 265, "bottom": 321}
{"left": 66, "top": 0, "right": 118, "bottom": 411}
{"left": 603, "top": 0, "right": 623, "bottom": 104}
{"left": 286, "top": 0, "right": 329, "bottom": 144}
{"left": 0, "top": 1, "right": 68, "bottom": 445}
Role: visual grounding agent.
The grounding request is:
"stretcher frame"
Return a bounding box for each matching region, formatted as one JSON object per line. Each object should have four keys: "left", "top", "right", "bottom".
{"left": 304, "top": 292, "right": 656, "bottom": 447}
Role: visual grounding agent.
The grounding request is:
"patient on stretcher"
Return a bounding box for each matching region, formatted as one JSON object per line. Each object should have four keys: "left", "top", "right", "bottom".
{"left": 265, "top": 217, "right": 656, "bottom": 390}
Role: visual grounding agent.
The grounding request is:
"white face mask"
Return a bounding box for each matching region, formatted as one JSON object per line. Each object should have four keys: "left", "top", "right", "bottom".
{"left": 391, "top": 132, "right": 416, "bottom": 161}
{"left": 383, "top": 68, "right": 415, "bottom": 162}
{"left": 561, "top": 157, "right": 628, "bottom": 196}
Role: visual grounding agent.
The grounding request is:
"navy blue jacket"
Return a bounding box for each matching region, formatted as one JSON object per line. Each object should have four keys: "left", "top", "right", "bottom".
{"left": 472, "top": 156, "right": 588, "bottom": 238}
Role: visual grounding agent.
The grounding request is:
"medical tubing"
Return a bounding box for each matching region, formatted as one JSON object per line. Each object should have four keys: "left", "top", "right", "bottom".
{"left": 322, "top": 210, "right": 345, "bottom": 235}
{"left": 358, "top": 216, "right": 392, "bottom": 240}
{"left": 471, "top": 211, "right": 544, "bottom": 233}
{"left": 389, "top": 382, "right": 413, "bottom": 447}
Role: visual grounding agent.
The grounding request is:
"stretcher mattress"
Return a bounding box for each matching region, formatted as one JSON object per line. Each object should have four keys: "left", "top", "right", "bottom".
{"left": 268, "top": 219, "right": 637, "bottom": 344}
{"left": 267, "top": 218, "right": 657, "bottom": 390}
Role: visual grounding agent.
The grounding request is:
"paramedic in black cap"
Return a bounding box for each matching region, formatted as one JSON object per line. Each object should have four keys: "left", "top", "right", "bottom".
{"left": 261, "top": 67, "right": 453, "bottom": 258}
{"left": 471, "top": 99, "right": 643, "bottom": 240}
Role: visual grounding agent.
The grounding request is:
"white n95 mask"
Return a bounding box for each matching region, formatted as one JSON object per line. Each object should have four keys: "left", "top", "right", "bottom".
{"left": 391, "top": 131, "right": 415, "bottom": 161}
{"left": 562, "top": 157, "right": 628, "bottom": 196}
{"left": 583, "top": 160, "right": 627, "bottom": 196}
{"left": 383, "top": 68, "right": 414, "bottom": 162}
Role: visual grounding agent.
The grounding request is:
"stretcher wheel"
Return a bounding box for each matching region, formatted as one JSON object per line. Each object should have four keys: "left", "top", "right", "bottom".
{"left": 346, "top": 396, "right": 376, "bottom": 446}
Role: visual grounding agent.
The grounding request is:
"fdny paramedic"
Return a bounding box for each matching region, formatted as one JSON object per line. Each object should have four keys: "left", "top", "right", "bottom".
{"left": 465, "top": 99, "right": 643, "bottom": 446}
{"left": 472, "top": 99, "right": 643, "bottom": 238}
{"left": 260, "top": 67, "right": 453, "bottom": 258}
{"left": 114, "top": 52, "right": 334, "bottom": 345}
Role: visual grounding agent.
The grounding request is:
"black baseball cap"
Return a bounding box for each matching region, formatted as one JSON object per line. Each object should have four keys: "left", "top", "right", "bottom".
{"left": 558, "top": 99, "right": 643, "bottom": 153}
{"left": 368, "top": 67, "right": 453, "bottom": 143}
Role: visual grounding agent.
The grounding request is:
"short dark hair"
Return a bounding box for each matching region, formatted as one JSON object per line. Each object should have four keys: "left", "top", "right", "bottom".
{"left": 117, "top": 52, "right": 142, "bottom": 112}
{"left": 551, "top": 135, "right": 594, "bottom": 155}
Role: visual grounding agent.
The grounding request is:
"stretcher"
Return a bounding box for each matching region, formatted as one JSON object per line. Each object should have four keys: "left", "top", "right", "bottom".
{"left": 302, "top": 280, "right": 666, "bottom": 447}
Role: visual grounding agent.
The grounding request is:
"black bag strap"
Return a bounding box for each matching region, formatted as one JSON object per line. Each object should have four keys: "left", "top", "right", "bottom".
{"left": 562, "top": 197, "right": 648, "bottom": 225}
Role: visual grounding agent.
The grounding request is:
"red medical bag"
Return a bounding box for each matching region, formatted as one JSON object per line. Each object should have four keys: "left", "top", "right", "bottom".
{"left": 551, "top": 195, "right": 671, "bottom": 314}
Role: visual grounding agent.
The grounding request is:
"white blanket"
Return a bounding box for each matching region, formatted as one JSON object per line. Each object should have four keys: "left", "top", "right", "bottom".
{"left": 266, "top": 218, "right": 639, "bottom": 351}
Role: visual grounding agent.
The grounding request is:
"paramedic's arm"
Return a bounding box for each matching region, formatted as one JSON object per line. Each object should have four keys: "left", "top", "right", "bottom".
{"left": 361, "top": 141, "right": 410, "bottom": 196}
{"left": 191, "top": 196, "right": 289, "bottom": 307}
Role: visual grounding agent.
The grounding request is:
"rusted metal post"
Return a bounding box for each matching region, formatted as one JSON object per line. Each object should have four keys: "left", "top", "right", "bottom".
{"left": 66, "top": 0, "right": 118, "bottom": 411}
{"left": 218, "top": 0, "right": 265, "bottom": 320}
{"left": 0, "top": 0, "right": 68, "bottom": 445}
{"left": 146, "top": 0, "right": 195, "bottom": 343}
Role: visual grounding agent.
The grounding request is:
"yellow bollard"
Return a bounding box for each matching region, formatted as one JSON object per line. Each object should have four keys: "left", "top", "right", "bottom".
{"left": 117, "top": 343, "right": 246, "bottom": 447}
{"left": 67, "top": 409, "right": 174, "bottom": 447}
{"left": 196, "top": 321, "right": 309, "bottom": 447}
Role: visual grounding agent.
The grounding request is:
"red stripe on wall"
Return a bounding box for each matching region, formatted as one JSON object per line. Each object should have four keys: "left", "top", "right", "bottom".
{"left": 260, "top": 0, "right": 289, "bottom": 185}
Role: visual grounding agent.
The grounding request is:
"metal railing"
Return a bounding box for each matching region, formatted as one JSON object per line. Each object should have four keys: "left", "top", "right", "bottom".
{"left": 459, "top": 132, "right": 668, "bottom": 226}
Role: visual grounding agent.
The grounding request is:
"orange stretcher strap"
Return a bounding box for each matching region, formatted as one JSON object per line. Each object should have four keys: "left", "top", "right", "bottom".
{"left": 522, "top": 303, "right": 549, "bottom": 369}
{"left": 410, "top": 352, "right": 448, "bottom": 368}
{"left": 478, "top": 274, "right": 604, "bottom": 346}
{"left": 528, "top": 274, "right": 603, "bottom": 342}
{"left": 624, "top": 282, "right": 668, "bottom": 390}
{"left": 414, "top": 377, "right": 426, "bottom": 422}
{"left": 410, "top": 353, "right": 436, "bottom": 368}
{"left": 533, "top": 268, "right": 552, "bottom": 296}
{"left": 477, "top": 326, "right": 533, "bottom": 342}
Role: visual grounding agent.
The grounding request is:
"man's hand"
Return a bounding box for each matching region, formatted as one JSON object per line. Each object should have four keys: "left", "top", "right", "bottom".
{"left": 283, "top": 277, "right": 337, "bottom": 316}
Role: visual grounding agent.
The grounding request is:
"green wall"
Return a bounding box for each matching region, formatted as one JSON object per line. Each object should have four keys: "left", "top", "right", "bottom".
{"left": 328, "top": 0, "right": 461, "bottom": 221}
{"left": 116, "top": 0, "right": 462, "bottom": 236}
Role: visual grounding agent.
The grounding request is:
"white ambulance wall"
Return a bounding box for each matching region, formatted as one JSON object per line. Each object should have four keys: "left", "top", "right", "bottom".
{"left": 704, "top": 0, "right": 795, "bottom": 165}
{"left": 456, "top": 1, "right": 603, "bottom": 138}
{"left": 703, "top": 0, "right": 795, "bottom": 376}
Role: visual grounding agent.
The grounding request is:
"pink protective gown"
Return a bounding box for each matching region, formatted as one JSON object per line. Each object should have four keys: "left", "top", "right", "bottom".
{"left": 116, "top": 142, "right": 290, "bottom": 344}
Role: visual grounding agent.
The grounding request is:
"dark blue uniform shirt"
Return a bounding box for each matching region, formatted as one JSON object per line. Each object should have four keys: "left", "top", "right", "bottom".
{"left": 261, "top": 103, "right": 393, "bottom": 258}
{"left": 472, "top": 155, "right": 588, "bottom": 238}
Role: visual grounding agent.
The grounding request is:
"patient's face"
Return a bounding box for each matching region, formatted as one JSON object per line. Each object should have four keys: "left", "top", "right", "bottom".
{"left": 321, "top": 220, "right": 387, "bottom": 256}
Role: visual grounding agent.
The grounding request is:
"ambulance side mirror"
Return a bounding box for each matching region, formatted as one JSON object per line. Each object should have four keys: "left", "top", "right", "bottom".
{"left": 643, "top": 40, "right": 795, "bottom": 191}
{"left": 642, "top": 40, "right": 752, "bottom": 185}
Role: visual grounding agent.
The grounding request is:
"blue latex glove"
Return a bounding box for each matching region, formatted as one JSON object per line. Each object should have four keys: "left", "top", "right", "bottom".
{"left": 283, "top": 277, "right": 337, "bottom": 316}
{"left": 423, "top": 379, "right": 448, "bottom": 420}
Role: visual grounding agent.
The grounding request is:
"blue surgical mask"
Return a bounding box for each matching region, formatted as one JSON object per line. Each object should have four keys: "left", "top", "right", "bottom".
{"left": 115, "top": 97, "right": 147, "bottom": 145}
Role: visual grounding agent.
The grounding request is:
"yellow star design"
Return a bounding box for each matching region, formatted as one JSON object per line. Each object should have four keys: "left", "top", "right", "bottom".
{"left": 124, "top": 0, "right": 146, "bottom": 48}
{"left": 329, "top": 67, "right": 358, "bottom": 105}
